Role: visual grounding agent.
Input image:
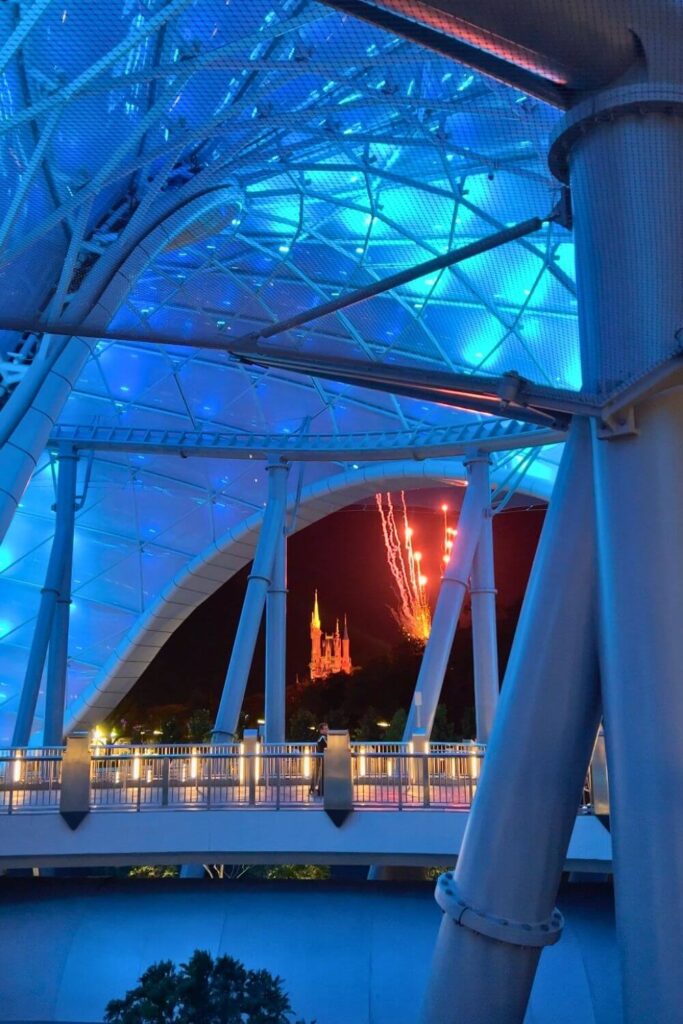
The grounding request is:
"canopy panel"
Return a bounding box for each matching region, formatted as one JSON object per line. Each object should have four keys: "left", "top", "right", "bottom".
{"left": 0, "top": 0, "right": 574, "bottom": 742}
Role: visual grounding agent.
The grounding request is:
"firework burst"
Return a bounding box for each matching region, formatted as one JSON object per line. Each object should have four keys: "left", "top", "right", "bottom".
{"left": 375, "top": 491, "right": 432, "bottom": 643}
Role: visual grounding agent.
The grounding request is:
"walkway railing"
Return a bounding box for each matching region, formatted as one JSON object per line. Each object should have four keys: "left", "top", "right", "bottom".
{"left": 0, "top": 741, "right": 491, "bottom": 814}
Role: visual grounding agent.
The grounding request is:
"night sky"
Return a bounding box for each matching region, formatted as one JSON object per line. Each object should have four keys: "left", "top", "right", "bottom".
{"left": 116, "top": 487, "right": 546, "bottom": 720}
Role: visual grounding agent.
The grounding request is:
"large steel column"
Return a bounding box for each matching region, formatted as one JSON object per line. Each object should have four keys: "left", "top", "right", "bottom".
{"left": 11, "top": 450, "right": 78, "bottom": 747}
{"left": 421, "top": 422, "right": 601, "bottom": 1024}
{"left": 43, "top": 545, "right": 74, "bottom": 746}
{"left": 469, "top": 461, "right": 499, "bottom": 743}
{"left": 264, "top": 525, "right": 287, "bottom": 744}
{"left": 404, "top": 456, "right": 489, "bottom": 739}
{"left": 213, "top": 460, "right": 289, "bottom": 742}
{"left": 558, "top": 86, "right": 683, "bottom": 1022}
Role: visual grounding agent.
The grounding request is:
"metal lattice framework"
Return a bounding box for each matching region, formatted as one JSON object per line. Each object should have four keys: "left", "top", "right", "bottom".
{"left": 0, "top": 0, "right": 576, "bottom": 742}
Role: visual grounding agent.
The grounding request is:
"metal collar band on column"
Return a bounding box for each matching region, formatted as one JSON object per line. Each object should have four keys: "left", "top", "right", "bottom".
{"left": 549, "top": 83, "right": 683, "bottom": 182}
{"left": 434, "top": 872, "right": 564, "bottom": 948}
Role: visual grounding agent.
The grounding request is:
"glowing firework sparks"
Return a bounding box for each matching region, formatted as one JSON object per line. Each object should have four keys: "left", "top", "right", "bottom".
{"left": 375, "top": 491, "right": 432, "bottom": 642}
{"left": 441, "top": 503, "right": 458, "bottom": 569}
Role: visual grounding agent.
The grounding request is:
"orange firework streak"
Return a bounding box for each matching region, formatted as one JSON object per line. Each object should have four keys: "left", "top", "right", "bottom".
{"left": 375, "top": 491, "right": 432, "bottom": 642}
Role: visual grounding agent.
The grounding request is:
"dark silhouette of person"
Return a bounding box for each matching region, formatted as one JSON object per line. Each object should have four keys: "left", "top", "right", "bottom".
{"left": 309, "top": 722, "right": 329, "bottom": 796}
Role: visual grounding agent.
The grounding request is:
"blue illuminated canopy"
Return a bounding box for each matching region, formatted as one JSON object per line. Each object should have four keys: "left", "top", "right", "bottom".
{"left": 0, "top": 0, "right": 576, "bottom": 742}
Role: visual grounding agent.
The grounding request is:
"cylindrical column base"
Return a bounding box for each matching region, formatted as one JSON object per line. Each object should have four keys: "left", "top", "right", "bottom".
{"left": 422, "top": 916, "right": 541, "bottom": 1024}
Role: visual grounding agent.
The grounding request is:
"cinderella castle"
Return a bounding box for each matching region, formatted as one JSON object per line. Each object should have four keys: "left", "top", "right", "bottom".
{"left": 309, "top": 591, "right": 353, "bottom": 681}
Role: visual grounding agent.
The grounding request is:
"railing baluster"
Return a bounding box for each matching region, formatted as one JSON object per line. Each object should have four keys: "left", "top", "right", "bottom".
{"left": 161, "top": 757, "right": 170, "bottom": 807}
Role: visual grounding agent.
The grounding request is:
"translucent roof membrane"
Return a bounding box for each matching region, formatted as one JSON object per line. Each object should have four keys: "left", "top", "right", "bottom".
{"left": 0, "top": 0, "right": 574, "bottom": 742}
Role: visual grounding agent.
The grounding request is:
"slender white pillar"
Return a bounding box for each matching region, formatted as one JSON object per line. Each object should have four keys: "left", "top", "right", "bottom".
{"left": 43, "top": 545, "right": 74, "bottom": 746}
{"left": 404, "top": 456, "right": 489, "bottom": 739}
{"left": 12, "top": 451, "right": 78, "bottom": 747}
{"left": 469, "top": 468, "right": 499, "bottom": 743}
{"left": 265, "top": 525, "right": 287, "bottom": 744}
{"left": 421, "top": 422, "right": 602, "bottom": 1024}
{"left": 213, "top": 461, "right": 289, "bottom": 741}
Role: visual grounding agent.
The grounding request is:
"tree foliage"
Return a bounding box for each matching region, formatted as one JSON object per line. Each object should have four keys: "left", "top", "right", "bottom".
{"left": 185, "top": 708, "right": 214, "bottom": 742}
{"left": 384, "top": 707, "right": 407, "bottom": 740}
{"left": 105, "top": 950, "right": 312, "bottom": 1024}
{"left": 128, "top": 865, "right": 179, "bottom": 879}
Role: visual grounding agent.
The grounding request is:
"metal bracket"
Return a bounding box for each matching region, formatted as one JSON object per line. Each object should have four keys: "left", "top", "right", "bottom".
{"left": 548, "top": 186, "right": 573, "bottom": 231}
{"left": 435, "top": 872, "right": 564, "bottom": 948}
{"left": 597, "top": 404, "right": 638, "bottom": 440}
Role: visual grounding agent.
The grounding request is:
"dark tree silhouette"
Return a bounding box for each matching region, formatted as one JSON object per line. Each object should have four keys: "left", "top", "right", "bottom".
{"left": 105, "top": 950, "right": 312, "bottom": 1024}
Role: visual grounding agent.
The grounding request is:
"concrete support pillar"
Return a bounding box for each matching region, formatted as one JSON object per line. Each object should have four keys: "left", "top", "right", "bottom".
{"left": 213, "top": 460, "right": 289, "bottom": 741}
{"left": 421, "top": 422, "right": 601, "bottom": 1024}
{"left": 404, "top": 456, "right": 490, "bottom": 739}
{"left": 469, "top": 464, "right": 499, "bottom": 744}
{"left": 12, "top": 451, "right": 78, "bottom": 748}
{"left": 265, "top": 525, "right": 287, "bottom": 744}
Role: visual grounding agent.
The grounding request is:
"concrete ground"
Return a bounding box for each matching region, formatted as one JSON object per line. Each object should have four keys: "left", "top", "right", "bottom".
{"left": 0, "top": 876, "right": 621, "bottom": 1024}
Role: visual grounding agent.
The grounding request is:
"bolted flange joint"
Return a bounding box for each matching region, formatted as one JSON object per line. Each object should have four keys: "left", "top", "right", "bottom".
{"left": 549, "top": 83, "right": 683, "bottom": 183}
{"left": 434, "top": 872, "right": 564, "bottom": 949}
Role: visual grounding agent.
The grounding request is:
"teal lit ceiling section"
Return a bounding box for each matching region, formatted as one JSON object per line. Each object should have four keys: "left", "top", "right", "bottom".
{"left": 0, "top": 0, "right": 575, "bottom": 743}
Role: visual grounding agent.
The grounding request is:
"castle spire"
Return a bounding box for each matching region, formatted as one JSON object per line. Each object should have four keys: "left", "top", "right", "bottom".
{"left": 310, "top": 594, "right": 353, "bottom": 681}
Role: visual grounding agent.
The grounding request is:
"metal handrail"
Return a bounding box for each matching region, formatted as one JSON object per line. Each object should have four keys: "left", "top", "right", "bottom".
{"left": 0, "top": 743, "right": 602, "bottom": 815}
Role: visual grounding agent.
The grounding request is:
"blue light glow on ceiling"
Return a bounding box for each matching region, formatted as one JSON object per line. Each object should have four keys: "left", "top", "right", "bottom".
{"left": 0, "top": 0, "right": 575, "bottom": 743}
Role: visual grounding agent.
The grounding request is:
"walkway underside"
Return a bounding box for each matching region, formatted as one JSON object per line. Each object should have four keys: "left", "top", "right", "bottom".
{"left": 0, "top": 808, "right": 610, "bottom": 872}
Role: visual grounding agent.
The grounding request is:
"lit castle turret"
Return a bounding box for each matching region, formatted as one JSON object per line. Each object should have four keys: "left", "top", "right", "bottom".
{"left": 309, "top": 590, "right": 352, "bottom": 680}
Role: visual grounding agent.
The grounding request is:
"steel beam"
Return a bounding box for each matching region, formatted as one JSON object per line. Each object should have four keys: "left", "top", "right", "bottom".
{"left": 265, "top": 526, "right": 287, "bottom": 744}
{"left": 469, "top": 464, "right": 499, "bottom": 744}
{"left": 213, "top": 461, "right": 290, "bottom": 742}
{"left": 11, "top": 451, "right": 78, "bottom": 748}
{"left": 322, "top": 1, "right": 640, "bottom": 94}
{"left": 404, "top": 454, "right": 490, "bottom": 739}
{"left": 43, "top": 550, "right": 74, "bottom": 747}
{"left": 48, "top": 419, "right": 566, "bottom": 462}
{"left": 318, "top": 0, "right": 572, "bottom": 107}
{"left": 247, "top": 217, "right": 547, "bottom": 343}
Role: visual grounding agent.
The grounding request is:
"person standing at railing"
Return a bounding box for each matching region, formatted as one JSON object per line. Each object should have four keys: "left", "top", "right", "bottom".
{"left": 309, "top": 722, "right": 329, "bottom": 797}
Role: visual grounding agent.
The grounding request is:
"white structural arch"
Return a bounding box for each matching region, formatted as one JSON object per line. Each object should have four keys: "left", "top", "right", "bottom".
{"left": 65, "top": 451, "right": 557, "bottom": 734}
